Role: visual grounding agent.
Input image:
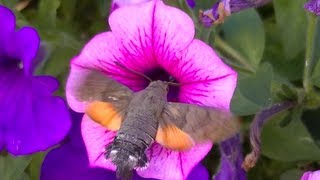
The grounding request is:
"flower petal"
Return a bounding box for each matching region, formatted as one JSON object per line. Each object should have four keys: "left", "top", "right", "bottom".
{"left": 111, "top": 0, "right": 152, "bottom": 12}
{"left": 82, "top": 114, "right": 212, "bottom": 179}
{"left": 0, "top": 5, "right": 15, "bottom": 49}
{"left": 161, "top": 39, "right": 237, "bottom": 110}
{"left": 214, "top": 135, "right": 246, "bottom": 180}
{"left": 301, "top": 171, "right": 312, "bottom": 180}
{"left": 301, "top": 170, "right": 320, "bottom": 180}
{"left": 109, "top": 0, "right": 194, "bottom": 64}
{"left": 304, "top": 0, "right": 320, "bottom": 16}
{"left": 81, "top": 115, "right": 117, "bottom": 171}
{"left": 41, "top": 112, "right": 117, "bottom": 180}
{"left": 138, "top": 143, "right": 212, "bottom": 180}
{"left": 187, "top": 164, "right": 209, "bottom": 180}
{"left": 5, "top": 27, "right": 40, "bottom": 75}
{"left": 0, "top": 73, "right": 71, "bottom": 155}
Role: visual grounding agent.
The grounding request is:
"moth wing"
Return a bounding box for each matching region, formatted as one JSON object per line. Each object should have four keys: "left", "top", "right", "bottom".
{"left": 85, "top": 101, "right": 123, "bottom": 131}
{"left": 71, "top": 69, "right": 134, "bottom": 130}
{"left": 156, "top": 102, "right": 240, "bottom": 150}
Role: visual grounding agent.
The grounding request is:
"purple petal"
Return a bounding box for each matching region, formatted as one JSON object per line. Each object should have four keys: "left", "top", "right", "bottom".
{"left": 14, "top": 27, "right": 40, "bottom": 75}
{"left": 224, "top": 0, "right": 271, "bottom": 13}
{"left": 0, "top": 6, "right": 40, "bottom": 75}
{"left": 304, "top": 0, "right": 320, "bottom": 16}
{"left": 301, "top": 171, "right": 320, "bottom": 180}
{"left": 187, "top": 164, "right": 209, "bottom": 180}
{"left": 0, "top": 72, "right": 71, "bottom": 155}
{"left": 41, "top": 112, "right": 118, "bottom": 180}
{"left": 214, "top": 135, "right": 246, "bottom": 180}
{"left": 200, "top": 0, "right": 271, "bottom": 27}
{"left": 0, "top": 5, "right": 15, "bottom": 51}
{"left": 185, "top": 0, "right": 196, "bottom": 8}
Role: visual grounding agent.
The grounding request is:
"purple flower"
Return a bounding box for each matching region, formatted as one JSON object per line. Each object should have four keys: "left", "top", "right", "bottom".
{"left": 304, "top": 0, "right": 320, "bottom": 16}
{"left": 0, "top": 5, "right": 71, "bottom": 155}
{"left": 301, "top": 171, "right": 320, "bottom": 180}
{"left": 185, "top": 0, "right": 196, "bottom": 8}
{"left": 66, "top": 0, "right": 237, "bottom": 179}
{"left": 214, "top": 135, "right": 246, "bottom": 180}
{"left": 200, "top": 0, "right": 271, "bottom": 26}
{"left": 41, "top": 111, "right": 209, "bottom": 180}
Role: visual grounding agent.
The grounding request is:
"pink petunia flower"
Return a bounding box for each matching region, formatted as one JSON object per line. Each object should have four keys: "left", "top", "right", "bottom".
{"left": 301, "top": 171, "right": 320, "bottom": 180}
{"left": 66, "top": 0, "right": 237, "bottom": 179}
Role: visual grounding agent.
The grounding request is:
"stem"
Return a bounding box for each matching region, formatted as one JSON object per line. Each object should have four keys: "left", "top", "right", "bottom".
{"left": 303, "top": 14, "right": 317, "bottom": 94}
{"left": 215, "top": 36, "right": 255, "bottom": 73}
{"left": 242, "top": 101, "right": 296, "bottom": 171}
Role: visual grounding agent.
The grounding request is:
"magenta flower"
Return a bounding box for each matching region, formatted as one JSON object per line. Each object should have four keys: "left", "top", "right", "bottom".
{"left": 41, "top": 111, "right": 209, "bottom": 180}
{"left": 66, "top": 0, "right": 237, "bottom": 179}
{"left": 301, "top": 171, "right": 320, "bottom": 180}
{"left": 304, "top": 0, "right": 320, "bottom": 16}
{"left": 0, "top": 5, "right": 71, "bottom": 155}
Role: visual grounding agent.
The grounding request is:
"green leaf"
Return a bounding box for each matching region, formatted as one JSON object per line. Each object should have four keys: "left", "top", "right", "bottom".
{"left": 311, "top": 20, "right": 320, "bottom": 88}
{"left": 262, "top": 19, "right": 304, "bottom": 81}
{"left": 280, "top": 169, "right": 304, "bottom": 180}
{"left": 220, "top": 9, "right": 265, "bottom": 70}
{"left": 302, "top": 108, "right": 320, "bottom": 148}
{"left": 312, "top": 59, "right": 320, "bottom": 88}
{"left": 27, "top": 153, "right": 45, "bottom": 180}
{"left": 312, "top": 18, "right": 320, "bottom": 81}
{"left": 273, "top": 0, "right": 307, "bottom": 60}
{"left": 0, "top": 155, "right": 32, "bottom": 180}
{"left": 231, "top": 63, "right": 273, "bottom": 115}
{"left": 231, "top": 87, "right": 262, "bottom": 116}
{"left": 0, "top": 0, "right": 19, "bottom": 8}
{"left": 261, "top": 111, "right": 320, "bottom": 161}
{"left": 60, "top": 0, "right": 76, "bottom": 22}
{"left": 37, "top": 0, "right": 61, "bottom": 28}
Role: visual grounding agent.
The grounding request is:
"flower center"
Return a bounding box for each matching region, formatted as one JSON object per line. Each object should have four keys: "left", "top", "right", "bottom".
{"left": 0, "top": 56, "right": 23, "bottom": 71}
{"left": 144, "top": 67, "right": 180, "bottom": 102}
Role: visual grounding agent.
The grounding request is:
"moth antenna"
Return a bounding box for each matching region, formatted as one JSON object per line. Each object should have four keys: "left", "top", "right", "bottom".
{"left": 114, "top": 61, "right": 152, "bottom": 82}
{"left": 166, "top": 81, "right": 181, "bottom": 87}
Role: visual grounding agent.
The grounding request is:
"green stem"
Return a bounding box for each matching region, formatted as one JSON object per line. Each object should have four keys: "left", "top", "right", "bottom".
{"left": 215, "top": 36, "right": 255, "bottom": 73}
{"left": 303, "top": 14, "right": 317, "bottom": 94}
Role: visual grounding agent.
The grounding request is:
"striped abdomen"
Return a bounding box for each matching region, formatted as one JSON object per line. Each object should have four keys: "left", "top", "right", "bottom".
{"left": 106, "top": 112, "right": 158, "bottom": 179}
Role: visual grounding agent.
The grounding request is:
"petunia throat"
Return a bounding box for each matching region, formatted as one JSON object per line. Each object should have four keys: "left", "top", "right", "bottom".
{"left": 0, "top": 56, "right": 23, "bottom": 71}
{"left": 144, "top": 67, "right": 180, "bottom": 102}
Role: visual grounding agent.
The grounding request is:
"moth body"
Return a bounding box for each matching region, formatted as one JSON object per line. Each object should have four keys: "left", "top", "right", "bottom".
{"left": 79, "top": 71, "right": 240, "bottom": 180}
{"left": 105, "top": 81, "right": 168, "bottom": 179}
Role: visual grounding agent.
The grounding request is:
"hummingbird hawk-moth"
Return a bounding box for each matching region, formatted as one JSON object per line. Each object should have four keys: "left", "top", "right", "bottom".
{"left": 72, "top": 68, "right": 239, "bottom": 180}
